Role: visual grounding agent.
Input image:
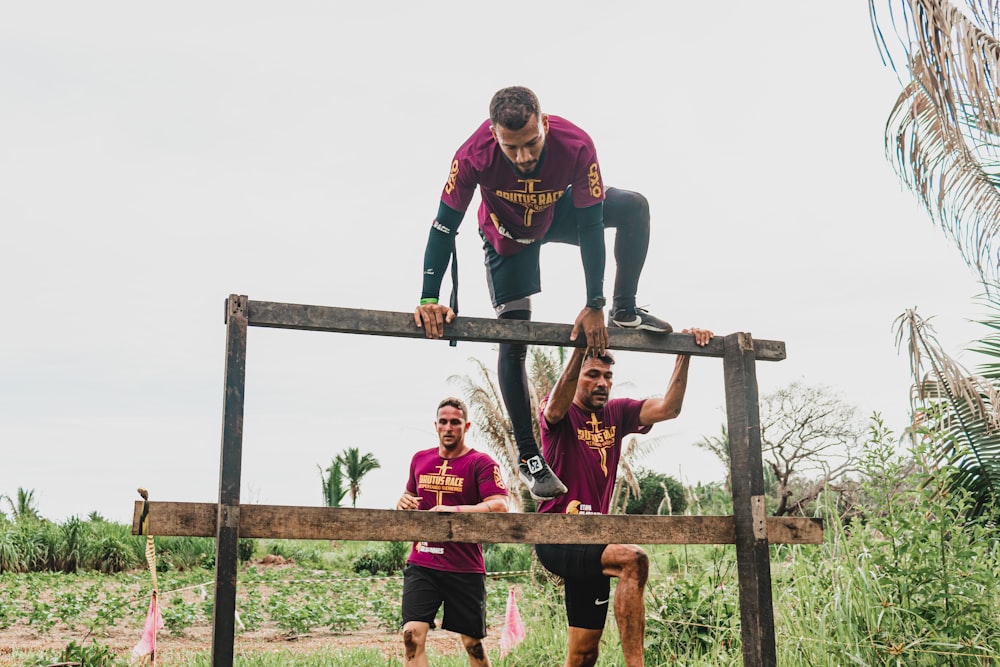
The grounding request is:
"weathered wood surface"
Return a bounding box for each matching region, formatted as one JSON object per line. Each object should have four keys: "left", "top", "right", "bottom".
{"left": 213, "top": 295, "right": 249, "bottom": 667}
{"left": 725, "top": 332, "right": 777, "bottom": 667}
{"left": 132, "top": 502, "right": 822, "bottom": 545}
{"left": 243, "top": 299, "right": 786, "bottom": 361}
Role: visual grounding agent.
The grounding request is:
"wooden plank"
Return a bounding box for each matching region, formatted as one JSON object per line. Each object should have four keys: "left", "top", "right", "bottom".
{"left": 724, "top": 332, "right": 777, "bottom": 667}
{"left": 132, "top": 502, "right": 823, "bottom": 545}
{"left": 245, "top": 300, "right": 786, "bottom": 361}
{"left": 212, "top": 295, "right": 248, "bottom": 667}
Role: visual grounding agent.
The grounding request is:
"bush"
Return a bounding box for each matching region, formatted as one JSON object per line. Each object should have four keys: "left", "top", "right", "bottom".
{"left": 238, "top": 538, "right": 256, "bottom": 563}
{"left": 352, "top": 541, "right": 408, "bottom": 575}
{"left": 625, "top": 469, "right": 686, "bottom": 515}
{"left": 773, "top": 416, "right": 1000, "bottom": 665}
{"left": 484, "top": 543, "right": 532, "bottom": 572}
{"left": 24, "top": 639, "right": 125, "bottom": 667}
{"left": 91, "top": 536, "right": 137, "bottom": 574}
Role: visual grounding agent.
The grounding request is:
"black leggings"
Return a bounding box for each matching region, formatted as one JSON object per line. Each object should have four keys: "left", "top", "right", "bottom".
{"left": 545, "top": 186, "right": 650, "bottom": 313}
{"left": 497, "top": 309, "right": 537, "bottom": 460}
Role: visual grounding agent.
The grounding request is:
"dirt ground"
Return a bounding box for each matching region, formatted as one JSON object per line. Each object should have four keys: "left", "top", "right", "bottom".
{"left": 1, "top": 559, "right": 514, "bottom": 665}
{"left": 1, "top": 616, "right": 489, "bottom": 666}
{"left": 1, "top": 621, "right": 467, "bottom": 664}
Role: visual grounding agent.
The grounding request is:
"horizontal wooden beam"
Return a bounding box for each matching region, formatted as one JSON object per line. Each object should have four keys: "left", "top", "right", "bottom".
{"left": 133, "top": 502, "right": 821, "bottom": 545}
{"left": 242, "top": 300, "right": 786, "bottom": 361}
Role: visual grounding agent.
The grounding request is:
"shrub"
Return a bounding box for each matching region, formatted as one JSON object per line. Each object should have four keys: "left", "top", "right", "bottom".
{"left": 352, "top": 542, "right": 408, "bottom": 575}
{"left": 484, "top": 543, "right": 532, "bottom": 572}
{"left": 625, "top": 469, "right": 686, "bottom": 515}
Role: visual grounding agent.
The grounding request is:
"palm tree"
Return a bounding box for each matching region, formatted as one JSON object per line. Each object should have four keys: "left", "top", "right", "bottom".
{"left": 894, "top": 306, "right": 1000, "bottom": 516}
{"left": 3, "top": 487, "right": 40, "bottom": 522}
{"left": 318, "top": 459, "right": 348, "bottom": 508}
{"left": 336, "top": 447, "right": 381, "bottom": 508}
{"left": 871, "top": 2, "right": 1000, "bottom": 516}
{"left": 870, "top": 0, "right": 1000, "bottom": 288}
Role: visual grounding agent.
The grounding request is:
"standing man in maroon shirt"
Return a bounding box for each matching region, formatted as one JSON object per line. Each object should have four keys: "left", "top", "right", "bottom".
{"left": 414, "top": 86, "right": 671, "bottom": 502}
{"left": 535, "top": 328, "right": 713, "bottom": 667}
{"left": 396, "top": 397, "right": 509, "bottom": 667}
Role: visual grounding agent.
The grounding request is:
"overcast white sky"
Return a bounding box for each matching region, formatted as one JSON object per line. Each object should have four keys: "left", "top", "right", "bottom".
{"left": 1, "top": 2, "right": 989, "bottom": 523}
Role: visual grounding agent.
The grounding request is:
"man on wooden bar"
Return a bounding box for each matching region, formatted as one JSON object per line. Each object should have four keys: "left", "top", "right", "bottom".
{"left": 534, "top": 329, "right": 713, "bottom": 667}
{"left": 414, "top": 85, "right": 671, "bottom": 504}
{"left": 396, "top": 397, "right": 509, "bottom": 667}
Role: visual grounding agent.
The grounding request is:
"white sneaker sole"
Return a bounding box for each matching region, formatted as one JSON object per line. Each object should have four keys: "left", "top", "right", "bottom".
{"left": 611, "top": 320, "right": 672, "bottom": 333}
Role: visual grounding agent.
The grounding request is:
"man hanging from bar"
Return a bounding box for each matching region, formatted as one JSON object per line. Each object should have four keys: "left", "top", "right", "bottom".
{"left": 534, "top": 328, "right": 712, "bottom": 667}
{"left": 414, "top": 86, "right": 672, "bottom": 501}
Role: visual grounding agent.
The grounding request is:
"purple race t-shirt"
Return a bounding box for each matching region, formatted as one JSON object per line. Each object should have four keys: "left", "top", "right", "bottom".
{"left": 537, "top": 398, "right": 650, "bottom": 515}
{"left": 404, "top": 447, "right": 508, "bottom": 574}
{"left": 440, "top": 115, "right": 605, "bottom": 257}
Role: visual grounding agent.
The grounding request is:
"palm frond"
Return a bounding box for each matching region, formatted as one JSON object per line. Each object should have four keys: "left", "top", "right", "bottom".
{"left": 895, "top": 307, "right": 1000, "bottom": 512}
{"left": 449, "top": 357, "right": 528, "bottom": 511}
{"left": 871, "top": 0, "right": 1000, "bottom": 287}
{"left": 968, "top": 293, "right": 1000, "bottom": 378}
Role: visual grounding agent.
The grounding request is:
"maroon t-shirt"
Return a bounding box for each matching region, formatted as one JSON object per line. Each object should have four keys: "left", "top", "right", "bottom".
{"left": 538, "top": 398, "right": 650, "bottom": 515}
{"left": 440, "top": 115, "right": 605, "bottom": 257}
{"left": 404, "top": 447, "right": 508, "bottom": 573}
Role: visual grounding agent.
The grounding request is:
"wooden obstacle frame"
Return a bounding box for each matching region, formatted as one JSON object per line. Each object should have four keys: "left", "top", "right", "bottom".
{"left": 132, "top": 294, "right": 822, "bottom": 667}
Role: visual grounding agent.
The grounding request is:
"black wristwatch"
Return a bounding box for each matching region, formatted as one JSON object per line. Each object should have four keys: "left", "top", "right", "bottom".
{"left": 586, "top": 296, "right": 606, "bottom": 310}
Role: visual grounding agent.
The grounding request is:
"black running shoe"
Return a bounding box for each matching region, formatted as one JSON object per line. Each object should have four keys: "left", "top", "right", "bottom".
{"left": 517, "top": 455, "right": 568, "bottom": 501}
{"left": 609, "top": 307, "right": 673, "bottom": 333}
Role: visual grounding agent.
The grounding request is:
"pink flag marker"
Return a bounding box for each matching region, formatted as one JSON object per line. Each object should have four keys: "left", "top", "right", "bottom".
{"left": 131, "top": 592, "right": 164, "bottom": 664}
{"left": 499, "top": 587, "right": 526, "bottom": 658}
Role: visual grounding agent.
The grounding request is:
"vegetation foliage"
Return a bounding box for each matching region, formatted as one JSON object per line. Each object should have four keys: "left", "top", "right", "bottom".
{"left": 5, "top": 414, "right": 1000, "bottom": 665}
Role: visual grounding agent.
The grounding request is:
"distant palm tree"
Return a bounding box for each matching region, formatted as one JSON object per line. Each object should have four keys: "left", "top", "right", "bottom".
{"left": 336, "top": 447, "right": 381, "bottom": 508}
{"left": 318, "top": 460, "right": 348, "bottom": 508}
{"left": 870, "top": 0, "right": 1000, "bottom": 288}
{"left": 4, "top": 487, "right": 40, "bottom": 521}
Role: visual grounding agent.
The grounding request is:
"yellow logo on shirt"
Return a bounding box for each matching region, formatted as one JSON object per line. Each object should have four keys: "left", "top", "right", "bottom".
{"left": 565, "top": 499, "right": 598, "bottom": 515}
{"left": 577, "top": 413, "right": 617, "bottom": 476}
{"left": 493, "top": 466, "right": 507, "bottom": 490}
{"left": 418, "top": 460, "right": 466, "bottom": 505}
{"left": 444, "top": 160, "right": 459, "bottom": 194}
{"left": 494, "top": 179, "right": 564, "bottom": 227}
{"left": 588, "top": 163, "right": 602, "bottom": 198}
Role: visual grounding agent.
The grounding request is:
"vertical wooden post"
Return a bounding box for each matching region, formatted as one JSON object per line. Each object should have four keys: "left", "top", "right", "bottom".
{"left": 211, "top": 295, "right": 248, "bottom": 667}
{"left": 724, "top": 332, "right": 776, "bottom": 667}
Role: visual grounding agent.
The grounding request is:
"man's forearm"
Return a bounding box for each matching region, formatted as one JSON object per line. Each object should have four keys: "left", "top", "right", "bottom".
{"left": 576, "top": 202, "right": 606, "bottom": 303}
{"left": 420, "top": 202, "right": 464, "bottom": 300}
{"left": 543, "top": 347, "right": 586, "bottom": 424}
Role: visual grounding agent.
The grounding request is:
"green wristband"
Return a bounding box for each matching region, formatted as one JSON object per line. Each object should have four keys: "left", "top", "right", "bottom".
{"left": 419, "top": 297, "right": 439, "bottom": 305}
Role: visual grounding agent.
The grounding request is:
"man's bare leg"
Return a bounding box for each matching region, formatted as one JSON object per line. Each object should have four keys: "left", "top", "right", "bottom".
{"left": 403, "top": 621, "right": 431, "bottom": 667}
{"left": 566, "top": 626, "right": 603, "bottom": 667}
{"left": 460, "top": 633, "right": 491, "bottom": 667}
{"left": 602, "top": 543, "right": 649, "bottom": 666}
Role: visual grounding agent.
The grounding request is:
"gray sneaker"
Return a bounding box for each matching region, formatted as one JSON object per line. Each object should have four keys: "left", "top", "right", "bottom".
{"left": 609, "top": 307, "right": 673, "bottom": 333}
{"left": 518, "top": 455, "right": 567, "bottom": 501}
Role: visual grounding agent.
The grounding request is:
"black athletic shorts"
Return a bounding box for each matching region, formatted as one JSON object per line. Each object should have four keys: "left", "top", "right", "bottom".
{"left": 535, "top": 543, "right": 611, "bottom": 630}
{"left": 483, "top": 186, "right": 631, "bottom": 308}
{"left": 401, "top": 564, "right": 488, "bottom": 639}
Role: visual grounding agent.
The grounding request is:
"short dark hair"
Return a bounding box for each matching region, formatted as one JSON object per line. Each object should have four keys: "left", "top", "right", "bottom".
{"left": 437, "top": 397, "right": 469, "bottom": 420}
{"left": 489, "top": 86, "right": 541, "bottom": 131}
{"left": 585, "top": 351, "right": 616, "bottom": 366}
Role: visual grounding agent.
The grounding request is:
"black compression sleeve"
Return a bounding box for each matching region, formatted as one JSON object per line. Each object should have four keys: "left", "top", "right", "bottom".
{"left": 420, "top": 202, "right": 465, "bottom": 300}
{"left": 576, "top": 202, "right": 606, "bottom": 302}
